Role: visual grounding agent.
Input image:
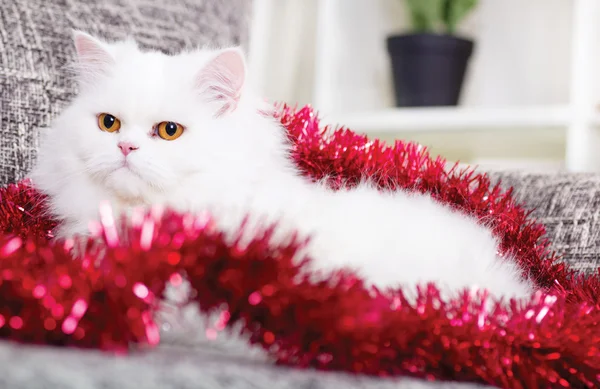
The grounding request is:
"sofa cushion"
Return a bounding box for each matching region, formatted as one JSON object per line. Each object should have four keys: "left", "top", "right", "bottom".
{"left": 0, "top": 0, "right": 250, "bottom": 184}
{"left": 0, "top": 340, "right": 496, "bottom": 389}
{"left": 490, "top": 171, "right": 600, "bottom": 275}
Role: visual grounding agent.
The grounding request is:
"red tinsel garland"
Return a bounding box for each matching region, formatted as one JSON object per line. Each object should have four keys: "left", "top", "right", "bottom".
{"left": 0, "top": 105, "right": 599, "bottom": 388}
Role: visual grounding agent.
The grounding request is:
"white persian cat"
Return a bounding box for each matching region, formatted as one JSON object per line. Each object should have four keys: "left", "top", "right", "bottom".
{"left": 30, "top": 32, "right": 534, "bottom": 302}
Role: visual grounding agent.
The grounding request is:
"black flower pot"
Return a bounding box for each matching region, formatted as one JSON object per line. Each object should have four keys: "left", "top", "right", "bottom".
{"left": 386, "top": 33, "right": 474, "bottom": 107}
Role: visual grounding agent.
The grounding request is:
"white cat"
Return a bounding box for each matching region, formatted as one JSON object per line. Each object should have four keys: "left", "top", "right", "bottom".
{"left": 30, "top": 31, "right": 534, "bottom": 302}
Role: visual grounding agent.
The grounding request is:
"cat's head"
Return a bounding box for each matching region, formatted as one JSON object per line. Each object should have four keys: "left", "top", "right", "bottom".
{"left": 45, "top": 31, "right": 284, "bottom": 202}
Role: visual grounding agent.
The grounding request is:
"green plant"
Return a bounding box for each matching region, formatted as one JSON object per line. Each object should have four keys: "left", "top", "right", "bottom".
{"left": 405, "top": 0, "right": 478, "bottom": 35}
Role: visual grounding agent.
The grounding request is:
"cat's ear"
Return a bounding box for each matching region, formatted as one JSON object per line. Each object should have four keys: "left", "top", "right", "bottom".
{"left": 196, "top": 48, "right": 246, "bottom": 116}
{"left": 72, "top": 30, "right": 115, "bottom": 77}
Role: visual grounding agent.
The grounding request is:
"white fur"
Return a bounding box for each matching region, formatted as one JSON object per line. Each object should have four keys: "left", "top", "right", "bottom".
{"left": 30, "top": 33, "right": 534, "bottom": 303}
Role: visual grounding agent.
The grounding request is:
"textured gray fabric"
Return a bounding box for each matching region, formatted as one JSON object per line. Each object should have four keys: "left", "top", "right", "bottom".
{"left": 489, "top": 171, "right": 600, "bottom": 275}
{"left": 0, "top": 341, "right": 495, "bottom": 389}
{"left": 0, "top": 0, "right": 250, "bottom": 185}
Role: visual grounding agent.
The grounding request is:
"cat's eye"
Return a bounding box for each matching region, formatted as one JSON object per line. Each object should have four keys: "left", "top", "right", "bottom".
{"left": 97, "top": 113, "right": 121, "bottom": 133}
{"left": 156, "top": 121, "right": 184, "bottom": 141}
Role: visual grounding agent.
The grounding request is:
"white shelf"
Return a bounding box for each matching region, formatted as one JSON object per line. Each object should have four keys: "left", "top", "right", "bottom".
{"left": 464, "top": 159, "right": 565, "bottom": 173}
{"left": 322, "top": 105, "right": 572, "bottom": 133}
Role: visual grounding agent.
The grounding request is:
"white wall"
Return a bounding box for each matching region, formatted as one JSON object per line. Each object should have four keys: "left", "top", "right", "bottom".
{"left": 250, "top": 1, "right": 318, "bottom": 106}
{"left": 463, "top": 0, "right": 573, "bottom": 107}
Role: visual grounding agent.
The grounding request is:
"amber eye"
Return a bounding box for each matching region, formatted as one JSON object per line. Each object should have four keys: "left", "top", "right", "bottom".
{"left": 156, "top": 121, "right": 184, "bottom": 141}
{"left": 97, "top": 113, "right": 121, "bottom": 133}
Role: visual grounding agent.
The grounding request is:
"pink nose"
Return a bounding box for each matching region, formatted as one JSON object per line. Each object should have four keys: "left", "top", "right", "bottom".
{"left": 118, "top": 141, "right": 139, "bottom": 156}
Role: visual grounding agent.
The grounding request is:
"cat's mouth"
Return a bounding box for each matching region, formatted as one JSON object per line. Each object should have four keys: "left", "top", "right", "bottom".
{"left": 116, "top": 162, "right": 142, "bottom": 178}
{"left": 103, "top": 162, "right": 152, "bottom": 201}
{"left": 103, "top": 159, "right": 145, "bottom": 183}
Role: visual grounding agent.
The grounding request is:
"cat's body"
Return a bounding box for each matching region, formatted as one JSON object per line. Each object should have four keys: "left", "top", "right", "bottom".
{"left": 30, "top": 32, "right": 534, "bottom": 300}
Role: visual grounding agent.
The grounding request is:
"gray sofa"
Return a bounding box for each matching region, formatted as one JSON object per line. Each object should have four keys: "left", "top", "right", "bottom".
{"left": 2, "top": 1, "right": 599, "bottom": 388}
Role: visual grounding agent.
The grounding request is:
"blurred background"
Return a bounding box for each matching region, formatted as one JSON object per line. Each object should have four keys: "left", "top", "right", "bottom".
{"left": 246, "top": 0, "right": 600, "bottom": 173}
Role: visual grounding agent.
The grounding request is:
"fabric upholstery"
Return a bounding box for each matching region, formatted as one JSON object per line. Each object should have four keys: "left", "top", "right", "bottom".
{"left": 0, "top": 0, "right": 250, "bottom": 184}
{"left": 0, "top": 341, "right": 495, "bottom": 389}
{"left": 490, "top": 171, "right": 600, "bottom": 275}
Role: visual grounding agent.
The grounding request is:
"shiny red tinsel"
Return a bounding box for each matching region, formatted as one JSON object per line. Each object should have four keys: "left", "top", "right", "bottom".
{"left": 0, "top": 105, "right": 599, "bottom": 389}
